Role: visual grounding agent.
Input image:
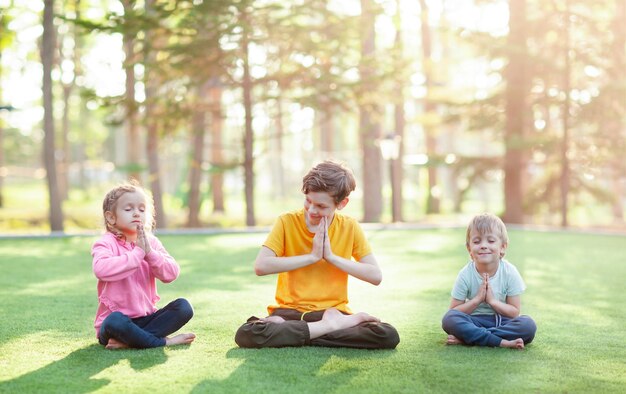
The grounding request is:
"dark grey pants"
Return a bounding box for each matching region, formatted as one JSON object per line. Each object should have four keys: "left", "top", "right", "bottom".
{"left": 235, "top": 308, "right": 400, "bottom": 349}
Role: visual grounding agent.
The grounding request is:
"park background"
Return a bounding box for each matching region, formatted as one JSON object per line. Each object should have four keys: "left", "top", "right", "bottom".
{"left": 0, "top": 0, "right": 624, "bottom": 234}
{"left": 1, "top": 1, "right": 626, "bottom": 393}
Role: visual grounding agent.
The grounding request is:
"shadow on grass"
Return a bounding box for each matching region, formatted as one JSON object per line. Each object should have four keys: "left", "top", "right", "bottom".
{"left": 192, "top": 346, "right": 396, "bottom": 393}
{"left": 0, "top": 344, "right": 169, "bottom": 393}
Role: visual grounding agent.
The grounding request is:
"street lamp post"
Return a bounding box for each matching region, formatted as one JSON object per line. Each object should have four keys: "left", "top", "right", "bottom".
{"left": 379, "top": 133, "right": 402, "bottom": 222}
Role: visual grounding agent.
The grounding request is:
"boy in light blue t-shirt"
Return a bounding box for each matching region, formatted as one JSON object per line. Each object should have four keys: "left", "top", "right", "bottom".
{"left": 442, "top": 213, "right": 536, "bottom": 349}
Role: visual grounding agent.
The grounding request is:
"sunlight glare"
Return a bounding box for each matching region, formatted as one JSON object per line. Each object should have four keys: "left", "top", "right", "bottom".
{"left": 327, "top": 0, "right": 360, "bottom": 17}
{"left": 82, "top": 34, "right": 126, "bottom": 97}
{"left": 584, "top": 65, "right": 601, "bottom": 78}
{"left": 534, "top": 119, "right": 546, "bottom": 130}
{"left": 445, "top": 0, "right": 509, "bottom": 36}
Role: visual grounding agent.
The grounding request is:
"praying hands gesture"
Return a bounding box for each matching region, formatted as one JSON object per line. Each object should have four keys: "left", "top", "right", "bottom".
{"left": 474, "top": 273, "right": 496, "bottom": 305}
{"left": 483, "top": 274, "right": 496, "bottom": 305}
{"left": 311, "top": 217, "right": 335, "bottom": 262}
{"left": 254, "top": 214, "right": 382, "bottom": 285}
{"left": 460, "top": 272, "right": 519, "bottom": 318}
{"left": 311, "top": 217, "right": 325, "bottom": 261}
{"left": 136, "top": 223, "right": 152, "bottom": 256}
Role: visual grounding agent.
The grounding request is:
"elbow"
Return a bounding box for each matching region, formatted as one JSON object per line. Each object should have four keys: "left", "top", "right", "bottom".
{"left": 370, "top": 272, "right": 383, "bottom": 286}
{"left": 254, "top": 260, "right": 269, "bottom": 276}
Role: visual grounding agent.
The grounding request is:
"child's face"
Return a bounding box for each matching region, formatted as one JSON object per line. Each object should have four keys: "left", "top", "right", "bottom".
{"left": 303, "top": 191, "right": 346, "bottom": 226}
{"left": 105, "top": 191, "right": 147, "bottom": 238}
{"left": 466, "top": 227, "right": 507, "bottom": 266}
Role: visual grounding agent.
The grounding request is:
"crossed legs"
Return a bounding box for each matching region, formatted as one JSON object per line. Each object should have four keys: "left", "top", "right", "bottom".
{"left": 235, "top": 308, "right": 400, "bottom": 349}
{"left": 99, "top": 298, "right": 196, "bottom": 349}
{"left": 442, "top": 309, "right": 536, "bottom": 349}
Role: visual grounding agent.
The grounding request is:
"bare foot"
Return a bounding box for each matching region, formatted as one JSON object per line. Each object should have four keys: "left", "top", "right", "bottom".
{"left": 105, "top": 338, "right": 129, "bottom": 350}
{"left": 260, "top": 316, "right": 286, "bottom": 324}
{"left": 500, "top": 338, "right": 524, "bottom": 349}
{"left": 165, "top": 333, "right": 196, "bottom": 346}
{"left": 446, "top": 335, "right": 464, "bottom": 345}
{"left": 310, "top": 308, "right": 380, "bottom": 337}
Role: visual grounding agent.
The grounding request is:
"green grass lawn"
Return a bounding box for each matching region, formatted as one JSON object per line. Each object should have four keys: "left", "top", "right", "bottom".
{"left": 0, "top": 228, "right": 624, "bottom": 393}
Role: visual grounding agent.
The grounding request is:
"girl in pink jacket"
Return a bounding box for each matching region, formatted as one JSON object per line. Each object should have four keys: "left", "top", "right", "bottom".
{"left": 92, "top": 181, "right": 195, "bottom": 349}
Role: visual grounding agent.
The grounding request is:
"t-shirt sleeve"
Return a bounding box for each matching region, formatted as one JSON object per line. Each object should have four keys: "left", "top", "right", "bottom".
{"left": 351, "top": 221, "right": 372, "bottom": 261}
{"left": 451, "top": 268, "right": 469, "bottom": 301}
{"left": 263, "top": 216, "right": 286, "bottom": 257}
{"left": 506, "top": 262, "right": 526, "bottom": 296}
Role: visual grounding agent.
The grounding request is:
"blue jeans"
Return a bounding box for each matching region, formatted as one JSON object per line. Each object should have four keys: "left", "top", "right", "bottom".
{"left": 98, "top": 298, "right": 194, "bottom": 348}
{"left": 442, "top": 309, "right": 536, "bottom": 347}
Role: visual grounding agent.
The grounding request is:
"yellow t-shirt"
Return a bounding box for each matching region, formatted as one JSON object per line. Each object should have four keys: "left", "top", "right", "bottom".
{"left": 264, "top": 209, "right": 372, "bottom": 315}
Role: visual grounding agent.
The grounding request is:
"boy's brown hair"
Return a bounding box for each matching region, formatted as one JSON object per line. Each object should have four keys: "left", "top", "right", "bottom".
{"left": 302, "top": 160, "right": 356, "bottom": 204}
{"left": 465, "top": 213, "right": 509, "bottom": 246}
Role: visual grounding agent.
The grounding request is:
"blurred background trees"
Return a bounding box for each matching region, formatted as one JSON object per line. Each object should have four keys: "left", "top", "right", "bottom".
{"left": 0, "top": 0, "right": 624, "bottom": 233}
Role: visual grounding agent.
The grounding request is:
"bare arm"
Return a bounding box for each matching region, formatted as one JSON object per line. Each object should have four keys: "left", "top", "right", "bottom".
{"left": 321, "top": 217, "right": 382, "bottom": 285}
{"left": 450, "top": 295, "right": 483, "bottom": 315}
{"left": 486, "top": 292, "right": 521, "bottom": 318}
{"left": 325, "top": 253, "right": 382, "bottom": 285}
{"left": 254, "top": 246, "right": 320, "bottom": 276}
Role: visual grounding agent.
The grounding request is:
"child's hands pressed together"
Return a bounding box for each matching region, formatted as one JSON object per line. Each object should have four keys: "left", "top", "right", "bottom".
{"left": 484, "top": 274, "right": 496, "bottom": 305}
{"left": 474, "top": 273, "right": 488, "bottom": 303}
{"left": 136, "top": 224, "right": 152, "bottom": 255}
{"left": 311, "top": 218, "right": 324, "bottom": 261}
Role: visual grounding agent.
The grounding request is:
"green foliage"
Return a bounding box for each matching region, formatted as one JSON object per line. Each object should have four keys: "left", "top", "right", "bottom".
{"left": 0, "top": 230, "right": 625, "bottom": 392}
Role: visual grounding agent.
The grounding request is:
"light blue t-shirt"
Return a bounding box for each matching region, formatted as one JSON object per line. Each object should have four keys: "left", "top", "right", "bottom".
{"left": 451, "top": 259, "right": 526, "bottom": 315}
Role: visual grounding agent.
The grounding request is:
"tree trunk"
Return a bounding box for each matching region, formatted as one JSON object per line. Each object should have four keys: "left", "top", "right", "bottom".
{"left": 59, "top": 84, "right": 71, "bottom": 201}
{"left": 144, "top": 0, "right": 166, "bottom": 228}
{"left": 392, "top": 1, "right": 404, "bottom": 222}
{"left": 242, "top": 12, "right": 255, "bottom": 226}
{"left": 559, "top": 0, "right": 571, "bottom": 227}
{"left": 360, "top": 0, "right": 383, "bottom": 223}
{"left": 42, "top": 0, "right": 64, "bottom": 232}
{"left": 502, "top": 0, "right": 528, "bottom": 224}
{"left": 187, "top": 84, "right": 208, "bottom": 228}
{"left": 610, "top": 0, "right": 626, "bottom": 223}
{"left": 419, "top": 0, "right": 440, "bottom": 214}
{"left": 210, "top": 83, "right": 225, "bottom": 213}
{"left": 123, "top": 0, "right": 141, "bottom": 182}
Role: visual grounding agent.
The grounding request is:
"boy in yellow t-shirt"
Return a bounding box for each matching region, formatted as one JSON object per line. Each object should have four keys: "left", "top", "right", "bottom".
{"left": 235, "top": 160, "right": 399, "bottom": 349}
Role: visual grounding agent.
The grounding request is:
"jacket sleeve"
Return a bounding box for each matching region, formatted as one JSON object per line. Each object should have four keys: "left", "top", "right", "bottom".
{"left": 144, "top": 235, "right": 180, "bottom": 283}
{"left": 92, "top": 237, "right": 144, "bottom": 282}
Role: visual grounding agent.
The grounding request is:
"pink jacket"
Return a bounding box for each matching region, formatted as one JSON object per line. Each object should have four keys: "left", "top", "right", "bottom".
{"left": 92, "top": 232, "right": 180, "bottom": 334}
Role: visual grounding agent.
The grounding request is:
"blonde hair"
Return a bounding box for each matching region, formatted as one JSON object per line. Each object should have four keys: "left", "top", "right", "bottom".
{"left": 302, "top": 160, "right": 356, "bottom": 204}
{"left": 466, "top": 213, "right": 509, "bottom": 246}
{"left": 102, "top": 179, "right": 155, "bottom": 238}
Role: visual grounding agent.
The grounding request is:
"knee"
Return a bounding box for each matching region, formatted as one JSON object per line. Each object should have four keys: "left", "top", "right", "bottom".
{"left": 176, "top": 298, "right": 194, "bottom": 321}
{"left": 441, "top": 309, "right": 464, "bottom": 332}
{"left": 234, "top": 323, "right": 260, "bottom": 348}
{"left": 376, "top": 323, "right": 400, "bottom": 349}
{"left": 518, "top": 315, "right": 537, "bottom": 343}
{"left": 102, "top": 311, "right": 130, "bottom": 332}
